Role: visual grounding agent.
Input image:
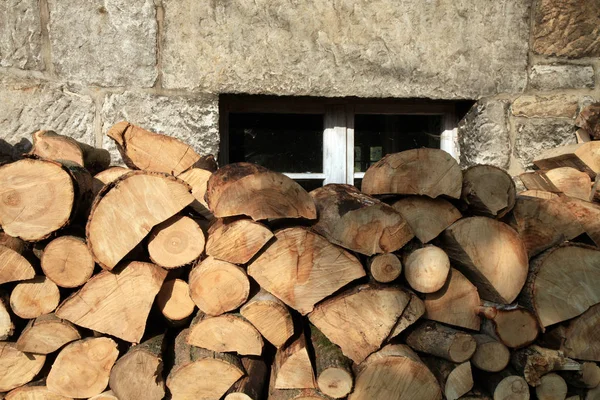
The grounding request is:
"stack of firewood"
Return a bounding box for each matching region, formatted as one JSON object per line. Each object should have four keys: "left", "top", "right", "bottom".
{"left": 1, "top": 120, "right": 600, "bottom": 400}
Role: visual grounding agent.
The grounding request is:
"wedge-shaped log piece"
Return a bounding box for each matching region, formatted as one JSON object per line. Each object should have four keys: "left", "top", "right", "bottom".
{"left": 5, "top": 380, "right": 71, "bottom": 400}
{"left": 86, "top": 171, "right": 194, "bottom": 270}
{"left": 521, "top": 168, "right": 592, "bottom": 201}
{"left": 471, "top": 334, "right": 510, "bottom": 373}
{"left": 392, "top": 196, "right": 462, "bottom": 243}
{"left": 206, "top": 218, "right": 273, "bottom": 264}
{"left": 406, "top": 321, "right": 476, "bottom": 363}
{"left": 148, "top": 215, "right": 205, "bottom": 269}
{"left": 10, "top": 276, "right": 60, "bottom": 319}
{"left": 478, "top": 303, "right": 539, "bottom": 349}
{"left": 560, "top": 196, "right": 600, "bottom": 247}
{"left": 310, "top": 324, "right": 353, "bottom": 398}
{"left": 0, "top": 245, "right": 35, "bottom": 285}
{"left": 56, "top": 261, "right": 167, "bottom": 342}
{"left": 461, "top": 165, "right": 516, "bottom": 218}
{"left": 206, "top": 163, "right": 317, "bottom": 220}
{"left": 92, "top": 166, "right": 130, "bottom": 196}
{"left": 550, "top": 303, "right": 600, "bottom": 362}
{"left": 16, "top": 313, "right": 80, "bottom": 354}
{"left": 41, "top": 236, "right": 94, "bottom": 288}
{"left": 421, "top": 357, "right": 473, "bottom": 400}
{"left": 224, "top": 356, "right": 268, "bottom": 400}
{"left": 249, "top": 227, "right": 365, "bottom": 315}
{"left": 268, "top": 363, "right": 328, "bottom": 400}
{"left": 177, "top": 167, "right": 213, "bottom": 219}
{"left": 156, "top": 278, "right": 196, "bottom": 323}
{"left": 362, "top": 149, "right": 462, "bottom": 198}
{"left": 310, "top": 184, "right": 413, "bottom": 255}
{"left": 511, "top": 345, "right": 581, "bottom": 386}
{"left": 367, "top": 253, "right": 402, "bottom": 283}
{"left": 309, "top": 284, "right": 410, "bottom": 363}
{"left": 534, "top": 141, "right": 600, "bottom": 179}
{"left": 440, "top": 217, "right": 528, "bottom": 303}
{"left": 0, "top": 342, "right": 46, "bottom": 392}
{"left": 47, "top": 337, "right": 119, "bottom": 398}
{"left": 387, "top": 290, "right": 425, "bottom": 339}
{"left": 273, "top": 331, "right": 315, "bottom": 389}
{"left": 404, "top": 245, "right": 450, "bottom": 294}
{"left": 536, "top": 373, "right": 567, "bottom": 400}
{"left": 240, "top": 288, "right": 294, "bottom": 348}
{"left": 187, "top": 311, "right": 264, "bottom": 356}
{"left": 349, "top": 344, "right": 442, "bottom": 400}
{"left": 0, "top": 297, "right": 13, "bottom": 340}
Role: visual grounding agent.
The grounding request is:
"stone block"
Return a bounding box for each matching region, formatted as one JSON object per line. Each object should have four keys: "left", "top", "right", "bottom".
{"left": 529, "top": 64, "right": 594, "bottom": 91}
{"left": 511, "top": 95, "right": 580, "bottom": 119}
{"left": 0, "top": 0, "right": 43, "bottom": 70}
{"left": 513, "top": 118, "right": 577, "bottom": 168}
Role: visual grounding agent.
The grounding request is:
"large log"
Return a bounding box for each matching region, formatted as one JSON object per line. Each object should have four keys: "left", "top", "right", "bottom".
{"left": 534, "top": 142, "right": 600, "bottom": 178}
{"left": 273, "top": 331, "right": 316, "bottom": 389}
{"left": 239, "top": 288, "right": 294, "bottom": 348}
{"left": 156, "top": 278, "right": 196, "bottom": 324}
{"left": 405, "top": 321, "right": 476, "bottom": 363}
{"left": 92, "top": 166, "right": 130, "bottom": 196}
{"left": 205, "top": 218, "right": 273, "bottom": 264}
{"left": 471, "top": 334, "right": 510, "bottom": 372}
{"left": 403, "top": 245, "right": 450, "bottom": 294}
{"left": 367, "top": 253, "right": 402, "bottom": 283}
{"left": 0, "top": 342, "right": 46, "bottom": 392}
{"left": 421, "top": 357, "right": 474, "bottom": 400}
{"left": 478, "top": 303, "right": 539, "bottom": 349}
{"left": 10, "top": 276, "right": 60, "bottom": 319}
{"left": 511, "top": 345, "right": 581, "bottom": 386}
{"left": 16, "top": 313, "right": 80, "bottom": 354}
{"left": 248, "top": 227, "right": 365, "bottom": 315}
{"left": 361, "top": 149, "right": 462, "bottom": 199}
{"left": 387, "top": 290, "right": 425, "bottom": 339}
{"left": 536, "top": 373, "right": 568, "bottom": 400}
{"left": 0, "top": 297, "right": 13, "bottom": 340}
{"left": 0, "top": 245, "right": 35, "bottom": 285}
{"left": 177, "top": 167, "right": 213, "bottom": 219}
{"left": 461, "top": 164, "right": 516, "bottom": 218}
{"left": 310, "top": 324, "right": 353, "bottom": 398}
{"left": 147, "top": 215, "right": 205, "bottom": 269}
{"left": 41, "top": 235, "right": 94, "bottom": 288}
{"left": 224, "top": 356, "right": 268, "bottom": 400}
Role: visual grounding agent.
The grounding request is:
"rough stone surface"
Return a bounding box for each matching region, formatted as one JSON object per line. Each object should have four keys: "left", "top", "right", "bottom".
{"left": 101, "top": 91, "right": 219, "bottom": 166}
{"left": 512, "top": 94, "right": 580, "bottom": 118}
{"left": 532, "top": 0, "right": 600, "bottom": 58}
{"left": 0, "top": 0, "right": 43, "bottom": 70}
{"left": 457, "top": 99, "right": 511, "bottom": 169}
{"left": 529, "top": 65, "right": 595, "bottom": 91}
{"left": 513, "top": 119, "right": 577, "bottom": 168}
{"left": 162, "top": 0, "right": 530, "bottom": 98}
{"left": 48, "top": 0, "right": 157, "bottom": 87}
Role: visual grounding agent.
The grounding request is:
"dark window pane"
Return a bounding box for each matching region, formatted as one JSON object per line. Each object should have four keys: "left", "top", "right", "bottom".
{"left": 295, "top": 179, "right": 324, "bottom": 192}
{"left": 229, "top": 113, "right": 323, "bottom": 173}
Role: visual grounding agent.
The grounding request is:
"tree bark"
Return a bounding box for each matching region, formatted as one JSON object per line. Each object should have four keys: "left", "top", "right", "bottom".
{"left": 0, "top": 297, "right": 13, "bottom": 341}
{"left": 405, "top": 321, "right": 476, "bottom": 363}
{"left": 461, "top": 164, "right": 516, "bottom": 218}
{"left": 309, "top": 324, "right": 353, "bottom": 399}
{"left": 511, "top": 345, "right": 581, "bottom": 386}
{"left": 206, "top": 218, "right": 273, "bottom": 264}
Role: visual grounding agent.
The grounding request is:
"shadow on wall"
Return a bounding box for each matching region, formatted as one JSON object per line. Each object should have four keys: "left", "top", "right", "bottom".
{"left": 0, "top": 138, "right": 32, "bottom": 164}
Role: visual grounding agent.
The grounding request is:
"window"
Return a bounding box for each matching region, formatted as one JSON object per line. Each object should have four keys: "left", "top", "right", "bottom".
{"left": 220, "top": 95, "right": 470, "bottom": 189}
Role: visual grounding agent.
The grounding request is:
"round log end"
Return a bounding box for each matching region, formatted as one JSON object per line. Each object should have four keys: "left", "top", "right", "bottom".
{"left": 405, "top": 246, "right": 450, "bottom": 293}
{"left": 448, "top": 334, "right": 477, "bottom": 363}
{"left": 41, "top": 236, "right": 95, "bottom": 288}
{"left": 495, "top": 376, "right": 529, "bottom": 400}
{"left": 148, "top": 215, "right": 205, "bottom": 269}
{"left": 370, "top": 253, "right": 402, "bottom": 283}
{"left": 10, "top": 276, "right": 60, "bottom": 319}
{"left": 318, "top": 367, "right": 353, "bottom": 398}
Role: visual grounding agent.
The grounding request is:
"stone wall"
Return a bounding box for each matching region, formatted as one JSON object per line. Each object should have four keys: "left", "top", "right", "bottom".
{"left": 0, "top": 0, "right": 598, "bottom": 174}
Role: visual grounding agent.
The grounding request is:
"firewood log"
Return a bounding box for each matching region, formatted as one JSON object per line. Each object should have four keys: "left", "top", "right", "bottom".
{"left": 248, "top": 227, "right": 365, "bottom": 315}
{"left": 187, "top": 311, "right": 264, "bottom": 356}
{"left": 421, "top": 356, "right": 474, "bottom": 400}
{"left": 16, "top": 313, "right": 80, "bottom": 354}
{"left": 41, "top": 236, "right": 94, "bottom": 288}
{"left": 0, "top": 245, "right": 34, "bottom": 285}
{"left": 167, "top": 329, "right": 244, "bottom": 400}
{"left": 536, "top": 373, "right": 568, "bottom": 400}
{"left": 240, "top": 288, "right": 294, "bottom": 348}
{"left": 511, "top": 345, "right": 581, "bottom": 386}
{"left": 268, "top": 362, "right": 329, "bottom": 400}
{"left": 92, "top": 166, "right": 130, "bottom": 196}
{"left": 0, "top": 342, "right": 46, "bottom": 392}
{"left": 471, "top": 334, "right": 510, "bottom": 372}
{"left": 460, "top": 388, "right": 493, "bottom": 400}
{"left": 519, "top": 170, "right": 561, "bottom": 194}
{"left": 521, "top": 168, "right": 592, "bottom": 201}
{"left": 308, "top": 284, "right": 410, "bottom": 364}
{"left": 56, "top": 261, "right": 167, "bottom": 342}
{"left": 478, "top": 303, "right": 539, "bottom": 349}
{"left": 406, "top": 321, "right": 476, "bottom": 363}
{"left": 534, "top": 142, "right": 600, "bottom": 179}
{"left": 147, "top": 215, "right": 205, "bottom": 268}
{"left": 545, "top": 303, "right": 600, "bottom": 362}
{"left": 591, "top": 175, "right": 600, "bottom": 202}
{"left": 309, "top": 324, "right": 353, "bottom": 398}
{"left": 461, "top": 164, "right": 516, "bottom": 218}
{"left": 559, "top": 196, "right": 600, "bottom": 247}
{"left": 156, "top": 278, "right": 196, "bottom": 324}
{"left": 439, "top": 216, "right": 528, "bottom": 303}
{"left": 348, "top": 344, "right": 442, "bottom": 400}
{"left": 224, "top": 356, "right": 268, "bottom": 400}
{"left": 188, "top": 257, "right": 250, "bottom": 316}
{"left": 559, "top": 362, "right": 600, "bottom": 389}
{"left": 477, "top": 370, "right": 530, "bottom": 400}
{"left": 10, "top": 276, "right": 60, "bottom": 319}
{"left": 0, "top": 297, "right": 13, "bottom": 341}
{"left": 391, "top": 196, "right": 462, "bottom": 243}
{"left": 0, "top": 232, "right": 26, "bottom": 254}
{"left": 361, "top": 149, "right": 462, "bottom": 199}
{"left": 387, "top": 290, "right": 425, "bottom": 339}
{"left": 5, "top": 380, "right": 70, "bottom": 400}
{"left": 367, "top": 253, "right": 402, "bottom": 283}
{"left": 89, "top": 391, "right": 118, "bottom": 400}
{"left": 424, "top": 268, "right": 481, "bottom": 331}
{"left": 403, "top": 245, "right": 450, "bottom": 294}
{"left": 519, "top": 189, "right": 560, "bottom": 199}
{"left": 310, "top": 184, "right": 413, "bottom": 255}
{"left": 177, "top": 167, "right": 213, "bottom": 219}
{"left": 108, "top": 335, "right": 166, "bottom": 400}
{"left": 206, "top": 162, "right": 317, "bottom": 220}
{"left": 273, "top": 330, "right": 316, "bottom": 389}
{"left": 206, "top": 218, "right": 273, "bottom": 264}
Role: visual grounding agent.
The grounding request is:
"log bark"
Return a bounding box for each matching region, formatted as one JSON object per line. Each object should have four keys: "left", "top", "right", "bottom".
{"left": 16, "top": 313, "right": 80, "bottom": 354}
{"left": 224, "top": 356, "right": 268, "bottom": 400}
{"left": 367, "top": 253, "right": 402, "bottom": 283}
{"left": 206, "top": 218, "right": 273, "bottom": 264}
{"left": 421, "top": 356, "right": 474, "bottom": 400}
{"left": 10, "top": 276, "right": 60, "bottom": 319}
{"left": 471, "top": 334, "right": 510, "bottom": 372}
{"left": 461, "top": 164, "right": 516, "bottom": 218}
{"left": 0, "top": 342, "right": 46, "bottom": 392}
{"left": 521, "top": 168, "right": 592, "bottom": 201}
{"left": 534, "top": 142, "right": 600, "bottom": 179}
{"left": 0, "top": 245, "right": 34, "bottom": 285}
{"left": 0, "top": 297, "right": 13, "bottom": 341}
{"left": 478, "top": 303, "right": 539, "bottom": 349}
{"left": 387, "top": 289, "right": 425, "bottom": 339}
{"left": 361, "top": 149, "right": 462, "bottom": 199}
{"left": 536, "top": 374, "right": 568, "bottom": 400}
{"left": 147, "top": 215, "right": 205, "bottom": 268}
{"left": 273, "top": 330, "right": 316, "bottom": 389}
{"left": 405, "top": 321, "right": 476, "bottom": 363}
{"left": 248, "top": 227, "right": 365, "bottom": 315}
{"left": 511, "top": 345, "right": 581, "bottom": 386}
{"left": 92, "top": 166, "right": 130, "bottom": 196}
{"left": 177, "top": 167, "right": 213, "bottom": 219}
{"left": 403, "top": 245, "right": 450, "bottom": 294}
{"left": 41, "top": 235, "right": 94, "bottom": 288}
{"left": 239, "top": 288, "right": 294, "bottom": 348}
{"left": 206, "top": 162, "right": 317, "bottom": 221}
{"left": 156, "top": 278, "right": 196, "bottom": 324}
{"left": 309, "top": 324, "right": 353, "bottom": 398}
{"left": 477, "top": 370, "right": 530, "bottom": 400}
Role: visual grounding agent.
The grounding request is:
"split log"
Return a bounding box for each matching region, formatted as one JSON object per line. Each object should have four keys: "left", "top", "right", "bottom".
{"left": 268, "top": 363, "right": 328, "bottom": 400}
{"left": 546, "top": 303, "right": 600, "bottom": 362}
{"left": 391, "top": 196, "right": 462, "bottom": 243}
{"left": 559, "top": 363, "right": 600, "bottom": 389}
{"left": 187, "top": 311, "right": 264, "bottom": 356}
{"left": 361, "top": 149, "right": 462, "bottom": 199}
{"left": 591, "top": 174, "right": 600, "bottom": 202}
{"left": 439, "top": 217, "right": 528, "bottom": 303}
{"left": 224, "top": 356, "right": 268, "bottom": 400}
{"left": 0, "top": 245, "right": 34, "bottom": 285}
{"left": 310, "top": 184, "right": 413, "bottom": 255}
{"left": 511, "top": 345, "right": 581, "bottom": 386}
{"left": 0, "top": 297, "right": 13, "bottom": 340}
{"left": 273, "top": 331, "right": 316, "bottom": 389}
{"left": 308, "top": 284, "right": 410, "bottom": 364}
{"left": 519, "top": 171, "right": 561, "bottom": 194}
{"left": 521, "top": 168, "right": 592, "bottom": 201}
{"left": 16, "top": 313, "right": 80, "bottom": 354}
{"left": 536, "top": 373, "right": 568, "bottom": 400}
{"left": 403, "top": 245, "right": 450, "bottom": 294}
{"left": 0, "top": 343, "right": 46, "bottom": 392}
{"left": 109, "top": 335, "right": 166, "bottom": 400}
{"left": 167, "top": 329, "right": 244, "bottom": 400}
{"left": 310, "top": 324, "right": 353, "bottom": 398}
{"left": 248, "top": 227, "right": 365, "bottom": 315}
{"left": 471, "top": 334, "right": 510, "bottom": 372}
{"left": 421, "top": 357, "right": 473, "bottom": 400}
{"left": 239, "top": 288, "right": 294, "bottom": 348}
{"left": 147, "top": 215, "right": 205, "bottom": 268}
{"left": 478, "top": 370, "right": 530, "bottom": 400}
{"left": 47, "top": 337, "right": 119, "bottom": 398}
{"left": 206, "top": 162, "right": 317, "bottom": 220}
{"left": 188, "top": 257, "right": 250, "bottom": 316}
{"left": 56, "top": 261, "right": 167, "bottom": 342}
{"left": 5, "top": 380, "right": 71, "bottom": 400}
{"left": 478, "top": 303, "right": 539, "bottom": 349}
{"left": 405, "top": 321, "right": 476, "bottom": 363}
{"left": 559, "top": 196, "right": 600, "bottom": 247}
{"left": 0, "top": 232, "right": 26, "bottom": 254}
{"left": 156, "top": 278, "right": 196, "bottom": 323}
{"left": 89, "top": 391, "right": 118, "bottom": 400}
{"left": 519, "top": 189, "right": 560, "bottom": 199}
{"left": 177, "top": 167, "right": 213, "bottom": 219}
{"left": 534, "top": 141, "right": 600, "bottom": 179}
{"left": 367, "top": 253, "right": 402, "bottom": 283}
{"left": 10, "top": 276, "right": 60, "bottom": 319}
{"left": 387, "top": 290, "right": 425, "bottom": 339}
{"left": 424, "top": 268, "right": 481, "bottom": 331}
{"left": 461, "top": 164, "right": 516, "bottom": 218}
{"left": 86, "top": 171, "right": 194, "bottom": 270}
{"left": 92, "top": 166, "right": 129, "bottom": 196}
{"left": 41, "top": 235, "right": 95, "bottom": 288}
{"left": 205, "top": 218, "right": 273, "bottom": 264}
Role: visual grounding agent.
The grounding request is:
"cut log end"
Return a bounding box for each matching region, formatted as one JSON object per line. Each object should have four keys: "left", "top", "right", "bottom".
{"left": 0, "top": 343, "right": 46, "bottom": 392}
{"left": 41, "top": 236, "right": 94, "bottom": 288}
{"left": 471, "top": 334, "right": 510, "bottom": 372}
{"left": 148, "top": 215, "right": 205, "bottom": 269}
{"left": 10, "top": 276, "right": 60, "bottom": 319}
{"left": 536, "top": 373, "right": 567, "bottom": 400}
{"left": 317, "top": 368, "right": 353, "bottom": 399}
{"left": 368, "top": 253, "right": 402, "bottom": 283}
{"left": 404, "top": 245, "right": 450, "bottom": 294}
{"left": 156, "top": 278, "right": 196, "bottom": 322}
{"left": 206, "top": 218, "right": 273, "bottom": 264}
{"left": 461, "top": 164, "right": 516, "bottom": 218}
{"left": 495, "top": 375, "right": 530, "bottom": 400}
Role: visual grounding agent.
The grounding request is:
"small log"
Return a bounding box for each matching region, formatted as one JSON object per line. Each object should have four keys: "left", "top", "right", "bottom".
{"left": 391, "top": 196, "right": 462, "bottom": 243}
{"left": 187, "top": 311, "right": 264, "bottom": 356}
{"left": 308, "top": 284, "right": 410, "bottom": 364}
{"left": 56, "top": 261, "right": 167, "bottom": 342}
{"left": 273, "top": 330, "right": 316, "bottom": 389}
{"left": 177, "top": 167, "right": 213, "bottom": 219}
{"left": 424, "top": 268, "right": 481, "bottom": 331}
{"left": 205, "top": 218, "right": 273, "bottom": 264}
{"left": 367, "top": 253, "right": 402, "bottom": 283}
{"left": 471, "top": 334, "right": 510, "bottom": 372}
{"left": 478, "top": 370, "right": 530, "bottom": 400}
{"left": 0, "top": 232, "right": 26, "bottom": 254}
{"left": 188, "top": 257, "right": 250, "bottom": 316}
{"left": 156, "top": 278, "right": 196, "bottom": 323}
{"left": 16, "top": 313, "right": 80, "bottom": 354}
{"left": 92, "top": 166, "right": 130, "bottom": 196}
{"left": 167, "top": 329, "right": 244, "bottom": 400}
{"left": 439, "top": 216, "right": 528, "bottom": 303}
{"left": 206, "top": 162, "right": 317, "bottom": 221}
{"left": 361, "top": 149, "right": 462, "bottom": 199}
{"left": 522, "top": 168, "right": 592, "bottom": 201}
{"left": 47, "top": 337, "right": 119, "bottom": 398}
{"left": 403, "top": 245, "right": 450, "bottom": 294}
{"left": 405, "top": 321, "right": 476, "bottom": 363}
{"left": 239, "top": 288, "right": 294, "bottom": 348}
{"left": 0, "top": 245, "right": 34, "bottom": 285}
{"left": 10, "top": 276, "right": 60, "bottom": 319}
{"left": 559, "top": 362, "right": 600, "bottom": 389}
{"left": 310, "top": 324, "right": 353, "bottom": 398}
{"left": 109, "top": 335, "right": 166, "bottom": 400}
{"left": 0, "top": 297, "right": 13, "bottom": 340}
{"left": 461, "top": 164, "right": 516, "bottom": 218}
{"left": 421, "top": 357, "right": 473, "bottom": 400}
{"left": 41, "top": 235, "right": 94, "bottom": 288}
{"left": 224, "top": 356, "right": 268, "bottom": 400}
{"left": 534, "top": 141, "right": 600, "bottom": 179}
{"left": 147, "top": 215, "right": 205, "bottom": 268}
{"left": 387, "top": 290, "right": 425, "bottom": 339}
{"left": 511, "top": 345, "right": 581, "bottom": 386}
{"left": 536, "top": 373, "right": 568, "bottom": 400}
{"left": 5, "top": 380, "right": 70, "bottom": 400}
{"left": 478, "top": 303, "right": 539, "bottom": 349}
{"left": 248, "top": 227, "right": 365, "bottom": 315}
{"left": 0, "top": 343, "right": 46, "bottom": 392}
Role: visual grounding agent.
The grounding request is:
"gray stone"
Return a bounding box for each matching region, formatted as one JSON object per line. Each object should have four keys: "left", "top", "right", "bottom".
{"left": 511, "top": 94, "right": 579, "bottom": 119}
{"left": 162, "top": 0, "right": 530, "bottom": 98}
{"left": 0, "top": 0, "right": 43, "bottom": 70}
{"left": 101, "top": 91, "right": 219, "bottom": 166}
{"left": 457, "top": 99, "right": 511, "bottom": 169}
{"left": 529, "top": 65, "right": 595, "bottom": 91}
{"left": 513, "top": 118, "right": 577, "bottom": 168}
{"left": 48, "top": 0, "right": 157, "bottom": 87}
